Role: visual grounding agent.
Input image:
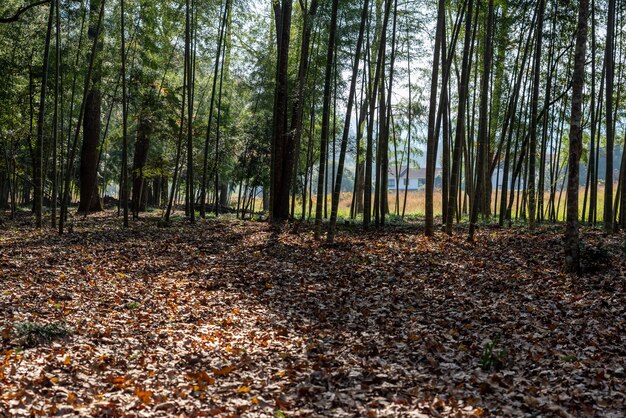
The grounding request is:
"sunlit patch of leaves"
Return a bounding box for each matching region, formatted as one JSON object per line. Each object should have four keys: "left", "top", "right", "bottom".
{"left": 12, "top": 321, "right": 72, "bottom": 347}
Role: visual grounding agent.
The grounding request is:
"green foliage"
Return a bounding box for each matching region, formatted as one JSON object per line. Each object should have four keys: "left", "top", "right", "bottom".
{"left": 126, "top": 301, "right": 141, "bottom": 310}
{"left": 13, "top": 321, "right": 72, "bottom": 347}
{"left": 480, "top": 333, "right": 507, "bottom": 371}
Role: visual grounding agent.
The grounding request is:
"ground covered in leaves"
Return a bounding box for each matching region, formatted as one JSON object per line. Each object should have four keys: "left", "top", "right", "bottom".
{"left": 1, "top": 212, "right": 625, "bottom": 417}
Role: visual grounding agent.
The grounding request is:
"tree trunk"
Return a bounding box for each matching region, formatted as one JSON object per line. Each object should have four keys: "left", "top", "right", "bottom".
{"left": 314, "top": 0, "right": 339, "bottom": 239}
{"left": 445, "top": 0, "right": 473, "bottom": 235}
{"left": 51, "top": 0, "right": 60, "bottom": 228}
{"left": 564, "top": 0, "right": 589, "bottom": 273}
{"left": 527, "top": 0, "right": 545, "bottom": 230}
{"left": 328, "top": 0, "right": 369, "bottom": 242}
{"left": 34, "top": 1, "right": 54, "bottom": 228}
{"left": 604, "top": 0, "right": 615, "bottom": 230}
{"left": 424, "top": 0, "right": 445, "bottom": 236}
{"left": 200, "top": 0, "right": 229, "bottom": 218}
{"left": 468, "top": 0, "right": 494, "bottom": 241}
{"left": 59, "top": 0, "right": 105, "bottom": 234}
{"left": 270, "top": 0, "right": 293, "bottom": 222}
{"left": 78, "top": 0, "right": 104, "bottom": 213}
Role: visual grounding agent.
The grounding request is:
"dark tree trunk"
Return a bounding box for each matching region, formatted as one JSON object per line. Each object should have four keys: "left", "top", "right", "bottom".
{"left": 424, "top": 0, "right": 445, "bottom": 236}
{"left": 131, "top": 109, "right": 152, "bottom": 216}
{"left": 564, "top": 0, "right": 589, "bottom": 273}
{"left": 527, "top": 0, "right": 545, "bottom": 230}
{"left": 78, "top": 0, "right": 104, "bottom": 213}
{"left": 200, "top": 0, "right": 229, "bottom": 218}
{"left": 445, "top": 0, "right": 473, "bottom": 235}
{"left": 327, "top": 0, "right": 369, "bottom": 242}
{"left": 468, "top": 0, "right": 494, "bottom": 241}
{"left": 34, "top": 1, "right": 54, "bottom": 228}
{"left": 59, "top": 0, "right": 105, "bottom": 234}
{"left": 185, "top": 0, "right": 194, "bottom": 223}
{"left": 314, "top": 0, "right": 339, "bottom": 239}
{"left": 120, "top": 0, "right": 129, "bottom": 226}
{"left": 270, "top": 0, "right": 293, "bottom": 222}
{"left": 604, "top": 0, "right": 616, "bottom": 231}
{"left": 51, "top": 0, "right": 60, "bottom": 228}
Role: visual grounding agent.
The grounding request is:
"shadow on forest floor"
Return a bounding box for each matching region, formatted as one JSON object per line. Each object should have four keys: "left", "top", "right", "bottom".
{"left": 0, "top": 211, "right": 624, "bottom": 416}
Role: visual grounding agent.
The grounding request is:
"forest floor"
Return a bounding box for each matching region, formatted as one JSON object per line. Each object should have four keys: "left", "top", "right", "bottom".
{"left": 0, "top": 211, "right": 625, "bottom": 417}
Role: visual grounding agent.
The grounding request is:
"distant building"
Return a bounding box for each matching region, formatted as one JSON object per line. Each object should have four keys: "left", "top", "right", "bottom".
{"left": 387, "top": 167, "right": 442, "bottom": 191}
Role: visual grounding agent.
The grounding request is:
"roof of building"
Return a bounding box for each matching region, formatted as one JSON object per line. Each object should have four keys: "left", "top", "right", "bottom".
{"left": 388, "top": 166, "right": 442, "bottom": 179}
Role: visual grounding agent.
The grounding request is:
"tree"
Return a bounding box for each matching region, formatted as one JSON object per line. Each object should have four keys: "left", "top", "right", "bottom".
{"left": 528, "top": 0, "right": 546, "bottom": 230}
{"left": 424, "top": 0, "right": 445, "bottom": 237}
{"left": 604, "top": 0, "right": 616, "bottom": 231}
{"left": 60, "top": 0, "right": 105, "bottom": 234}
{"left": 469, "top": 0, "right": 495, "bottom": 241}
{"left": 33, "top": 1, "right": 54, "bottom": 228}
{"left": 446, "top": 0, "right": 474, "bottom": 235}
{"left": 200, "top": 0, "right": 230, "bottom": 219}
{"left": 78, "top": 0, "right": 105, "bottom": 213}
{"left": 328, "top": 0, "right": 369, "bottom": 243}
{"left": 270, "top": 0, "right": 293, "bottom": 222}
{"left": 564, "top": 0, "right": 589, "bottom": 273}
{"left": 120, "top": 0, "right": 128, "bottom": 227}
{"left": 314, "top": 0, "right": 339, "bottom": 240}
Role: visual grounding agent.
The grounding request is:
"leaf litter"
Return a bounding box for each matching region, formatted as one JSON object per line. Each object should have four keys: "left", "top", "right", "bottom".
{"left": 0, "top": 213, "right": 624, "bottom": 416}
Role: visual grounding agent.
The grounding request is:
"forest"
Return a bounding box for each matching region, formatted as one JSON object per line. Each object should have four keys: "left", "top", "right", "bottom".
{"left": 0, "top": 0, "right": 625, "bottom": 416}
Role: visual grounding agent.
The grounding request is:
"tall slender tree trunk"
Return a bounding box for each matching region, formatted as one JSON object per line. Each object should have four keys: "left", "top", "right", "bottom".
{"left": 468, "top": 0, "right": 494, "bottom": 241}
{"left": 78, "top": 0, "right": 104, "bottom": 213}
{"left": 34, "top": 2, "right": 54, "bottom": 228}
{"left": 564, "top": 0, "right": 589, "bottom": 273}
{"left": 120, "top": 0, "right": 129, "bottom": 227}
{"left": 288, "top": 0, "right": 319, "bottom": 218}
{"left": 185, "top": 0, "right": 195, "bottom": 223}
{"left": 314, "top": 0, "right": 339, "bottom": 239}
{"left": 51, "top": 0, "right": 60, "bottom": 228}
{"left": 604, "top": 0, "right": 616, "bottom": 230}
{"left": 498, "top": 14, "right": 535, "bottom": 225}
{"left": 527, "top": 0, "right": 545, "bottom": 230}
{"left": 445, "top": 0, "right": 473, "bottom": 235}
{"left": 328, "top": 0, "right": 369, "bottom": 242}
{"left": 537, "top": 2, "right": 557, "bottom": 223}
{"left": 424, "top": 0, "right": 445, "bottom": 236}
{"left": 213, "top": 24, "right": 227, "bottom": 217}
{"left": 164, "top": 44, "right": 188, "bottom": 223}
{"left": 402, "top": 7, "right": 412, "bottom": 219}
{"left": 200, "top": 0, "right": 229, "bottom": 218}
{"left": 270, "top": 0, "right": 293, "bottom": 222}
{"left": 59, "top": 0, "right": 105, "bottom": 234}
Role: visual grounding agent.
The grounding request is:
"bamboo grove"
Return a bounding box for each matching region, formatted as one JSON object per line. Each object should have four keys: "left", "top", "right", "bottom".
{"left": 0, "top": 0, "right": 625, "bottom": 271}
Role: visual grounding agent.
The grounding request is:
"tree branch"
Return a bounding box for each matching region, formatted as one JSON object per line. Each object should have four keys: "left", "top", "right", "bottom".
{"left": 0, "top": 0, "right": 50, "bottom": 24}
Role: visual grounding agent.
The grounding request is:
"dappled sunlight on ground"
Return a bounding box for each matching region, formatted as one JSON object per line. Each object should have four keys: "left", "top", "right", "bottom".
{"left": 1, "top": 212, "right": 624, "bottom": 416}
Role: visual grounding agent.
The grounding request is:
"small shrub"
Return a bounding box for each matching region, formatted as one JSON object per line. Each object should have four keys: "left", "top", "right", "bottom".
{"left": 480, "top": 333, "right": 507, "bottom": 371}
{"left": 580, "top": 243, "right": 612, "bottom": 272}
{"left": 126, "top": 301, "right": 141, "bottom": 310}
{"left": 157, "top": 219, "right": 171, "bottom": 228}
{"left": 14, "top": 321, "right": 72, "bottom": 347}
